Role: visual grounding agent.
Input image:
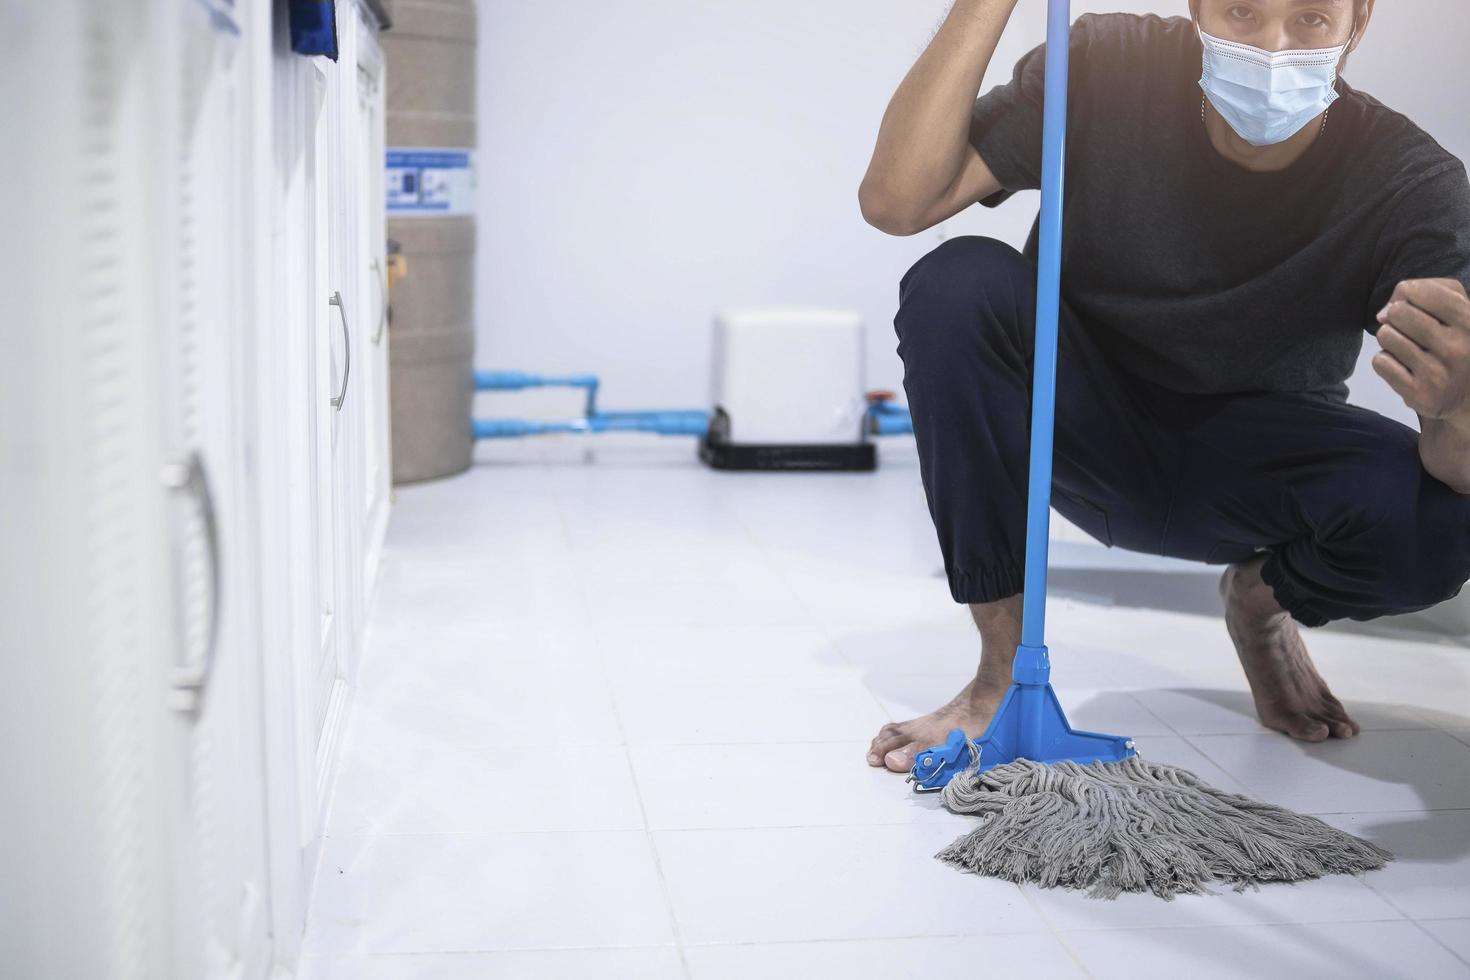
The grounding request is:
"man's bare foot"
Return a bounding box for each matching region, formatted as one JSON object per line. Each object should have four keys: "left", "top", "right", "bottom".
{"left": 870, "top": 594, "right": 1021, "bottom": 773}
{"left": 1221, "top": 557, "right": 1360, "bottom": 742}
{"left": 867, "top": 675, "right": 1009, "bottom": 773}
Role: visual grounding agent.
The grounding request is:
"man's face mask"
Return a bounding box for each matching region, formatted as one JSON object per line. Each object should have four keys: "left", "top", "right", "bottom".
{"left": 1195, "top": 17, "right": 1358, "bottom": 147}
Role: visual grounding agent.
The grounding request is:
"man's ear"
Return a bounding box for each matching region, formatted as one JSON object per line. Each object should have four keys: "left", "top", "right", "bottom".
{"left": 1348, "top": 0, "right": 1374, "bottom": 54}
{"left": 1339, "top": 0, "right": 1372, "bottom": 73}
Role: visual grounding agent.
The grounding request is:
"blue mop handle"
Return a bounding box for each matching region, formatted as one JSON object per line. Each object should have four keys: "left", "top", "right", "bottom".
{"left": 1020, "top": 0, "right": 1071, "bottom": 653}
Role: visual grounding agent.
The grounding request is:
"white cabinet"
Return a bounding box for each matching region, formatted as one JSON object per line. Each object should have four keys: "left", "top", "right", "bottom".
{"left": 358, "top": 25, "right": 393, "bottom": 580}
{"left": 1, "top": 1, "right": 389, "bottom": 976}
{"left": 261, "top": 0, "right": 393, "bottom": 965}
{"left": 159, "top": 3, "right": 275, "bottom": 977}
{"left": 269, "top": 0, "right": 393, "bottom": 893}
{"left": 1, "top": 1, "right": 181, "bottom": 975}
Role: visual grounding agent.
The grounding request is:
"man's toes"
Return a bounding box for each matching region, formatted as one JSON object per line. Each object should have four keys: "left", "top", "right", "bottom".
{"left": 869, "top": 726, "right": 906, "bottom": 766}
{"left": 884, "top": 743, "right": 920, "bottom": 774}
{"left": 1322, "top": 710, "right": 1360, "bottom": 738}
{"left": 1323, "top": 702, "right": 1361, "bottom": 738}
{"left": 1289, "top": 718, "right": 1331, "bottom": 742}
{"left": 1313, "top": 697, "right": 1360, "bottom": 738}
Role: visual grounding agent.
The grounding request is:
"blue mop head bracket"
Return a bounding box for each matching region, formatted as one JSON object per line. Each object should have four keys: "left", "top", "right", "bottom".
{"left": 910, "top": 648, "right": 1136, "bottom": 794}
{"left": 907, "top": 729, "right": 979, "bottom": 793}
{"left": 909, "top": 0, "right": 1136, "bottom": 794}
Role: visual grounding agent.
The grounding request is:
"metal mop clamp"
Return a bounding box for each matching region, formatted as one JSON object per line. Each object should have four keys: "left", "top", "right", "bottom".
{"left": 911, "top": 0, "right": 1135, "bottom": 793}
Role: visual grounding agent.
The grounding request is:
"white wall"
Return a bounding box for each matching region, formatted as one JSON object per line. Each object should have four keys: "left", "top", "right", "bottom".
{"left": 476, "top": 1, "right": 1469, "bottom": 420}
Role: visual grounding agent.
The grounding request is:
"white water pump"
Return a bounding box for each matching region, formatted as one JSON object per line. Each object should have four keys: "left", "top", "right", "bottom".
{"left": 700, "top": 307, "right": 877, "bottom": 471}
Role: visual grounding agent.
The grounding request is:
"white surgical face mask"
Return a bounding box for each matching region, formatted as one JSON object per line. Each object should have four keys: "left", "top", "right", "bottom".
{"left": 1196, "top": 22, "right": 1355, "bottom": 146}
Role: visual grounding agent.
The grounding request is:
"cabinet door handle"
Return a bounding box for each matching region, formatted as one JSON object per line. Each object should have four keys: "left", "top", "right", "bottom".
{"left": 160, "top": 452, "right": 221, "bottom": 714}
{"left": 371, "top": 258, "right": 388, "bottom": 346}
{"left": 330, "top": 290, "right": 352, "bottom": 411}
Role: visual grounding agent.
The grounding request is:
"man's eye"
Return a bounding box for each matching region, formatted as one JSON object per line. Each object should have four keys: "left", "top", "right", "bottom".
{"left": 1300, "top": 13, "right": 1329, "bottom": 28}
{"left": 1227, "top": 5, "right": 1255, "bottom": 20}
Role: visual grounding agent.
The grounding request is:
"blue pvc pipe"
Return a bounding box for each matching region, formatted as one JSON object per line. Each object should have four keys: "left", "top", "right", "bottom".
{"left": 472, "top": 419, "right": 573, "bottom": 439}
{"left": 472, "top": 370, "right": 916, "bottom": 442}
{"left": 474, "top": 370, "right": 599, "bottom": 392}
{"left": 585, "top": 411, "right": 710, "bottom": 435}
{"left": 868, "top": 402, "right": 914, "bottom": 436}
{"left": 473, "top": 371, "right": 708, "bottom": 438}
{"left": 1018, "top": 0, "right": 1071, "bottom": 669}
{"left": 476, "top": 370, "right": 602, "bottom": 416}
{"left": 473, "top": 410, "right": 709, "bottom": 440}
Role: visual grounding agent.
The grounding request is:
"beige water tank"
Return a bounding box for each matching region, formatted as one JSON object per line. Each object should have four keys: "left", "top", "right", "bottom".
{"left": 383, "top": 0, "right": 477, "bottom": 484}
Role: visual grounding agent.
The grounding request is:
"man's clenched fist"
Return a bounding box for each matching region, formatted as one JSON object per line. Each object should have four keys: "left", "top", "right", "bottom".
{"left": 1373, "top": 277, "right": 1470, "bottom": 424}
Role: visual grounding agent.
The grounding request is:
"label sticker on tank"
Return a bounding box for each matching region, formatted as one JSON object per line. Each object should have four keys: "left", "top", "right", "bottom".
{"left": 387, "top": 148, "right": 476, "bottom": 215}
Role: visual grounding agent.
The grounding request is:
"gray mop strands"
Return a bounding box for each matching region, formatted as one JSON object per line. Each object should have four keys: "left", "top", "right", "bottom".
{"left": 936, "top": 754, "right": 1392, "bottom": 900}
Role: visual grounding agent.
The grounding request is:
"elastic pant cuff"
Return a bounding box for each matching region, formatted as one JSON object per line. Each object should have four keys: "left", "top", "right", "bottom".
{"left": 947, "top": 558, "right": 1027, "bottom": 605}
{"left": 1259, "top": 555, "right": 1332, "bottom": 629}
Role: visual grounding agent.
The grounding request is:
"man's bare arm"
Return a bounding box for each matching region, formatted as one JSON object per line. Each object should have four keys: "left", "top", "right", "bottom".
{"left": 859, "top": 0, "right": 1019, "bottom": 237}
{"left": 1417, "top": 414, "right": 1470, "bottom": 494}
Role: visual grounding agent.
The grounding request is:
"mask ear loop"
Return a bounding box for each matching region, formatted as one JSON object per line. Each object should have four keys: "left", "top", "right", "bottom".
{"left": 1345, "top": 1, "right": 1363, "bottom": 51}
{"left": 1336, "top": 16, "right": 1359, "bottom": 75}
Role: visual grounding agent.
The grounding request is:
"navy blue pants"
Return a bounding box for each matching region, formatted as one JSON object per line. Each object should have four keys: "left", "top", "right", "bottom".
{"left": 895, "top": 237, "right": 1470, "bottom": 627}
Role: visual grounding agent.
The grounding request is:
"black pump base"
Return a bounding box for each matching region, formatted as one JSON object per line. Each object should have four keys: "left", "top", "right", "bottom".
{"left": 699, "top": 436, "right": 876, "bottom": 472}
{"left": 698, "top": 408, "right": 877, "bottom": 472}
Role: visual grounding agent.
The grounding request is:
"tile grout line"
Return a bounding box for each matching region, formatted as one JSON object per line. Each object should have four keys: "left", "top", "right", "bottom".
{"left": 710, "top": 493, "right": 907, "bottom": 730}
{"left": 318, "top": 805, "right": 1470, "bottom": 841}
{"left": 322, "top": 915, "right": 1461, "bottom": 958}
{"left": 611, "top": 696, "right": 695, "bottom": 980}
{"left": 674, "top": 929, "right": 1049, "bottom": 948}
{"left": 1119, "top": 689, "right": 1185, "bottom": 741}
{"left": 1347, "top": 827, "right": 1469, "bottom": 959}
{"left": 1178, "top": 731, "right": 1264, "bottom": 791}
{"left": 1406, "top": 918, "right": 1470, "bottom": 969}
{"left": 1179, "top": 728, "right": 1470, "bottom": 812}
{"left": 733, "top": 494, "right": 843, "bottom": 640}
{"left": 1011, "top": 883, "right": 1098, "bottom": 980}
{"left": 320, "top": 943, "right": 684, "bottom": 958}
{"left": 1042, "top": 915, "right": 1418, "bottom": 934}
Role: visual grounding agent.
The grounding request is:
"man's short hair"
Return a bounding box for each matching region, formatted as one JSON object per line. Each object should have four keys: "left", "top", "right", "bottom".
{"left": 1187, "top": 0, "right": 1369, "bottom": 73}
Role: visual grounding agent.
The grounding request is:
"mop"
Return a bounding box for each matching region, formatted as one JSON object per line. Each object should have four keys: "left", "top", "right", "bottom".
{"left": 906, "top": 0, "right": 1390, "bottom": 899}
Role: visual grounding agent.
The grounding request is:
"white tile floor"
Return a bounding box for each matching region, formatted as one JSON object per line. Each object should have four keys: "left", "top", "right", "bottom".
{"left": 300, "top": 438, "right": 1470, "bottom": 980}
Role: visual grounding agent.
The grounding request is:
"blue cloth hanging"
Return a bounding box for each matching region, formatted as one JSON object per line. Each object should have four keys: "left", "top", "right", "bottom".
{"left": 289, "top": 0, "right": 339, "bottom": 61}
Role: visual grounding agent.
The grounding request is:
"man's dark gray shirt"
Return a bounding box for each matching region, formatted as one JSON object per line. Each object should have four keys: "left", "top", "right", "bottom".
{"left": 969, "top": 12, "right": 1470, "bottom": 400}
